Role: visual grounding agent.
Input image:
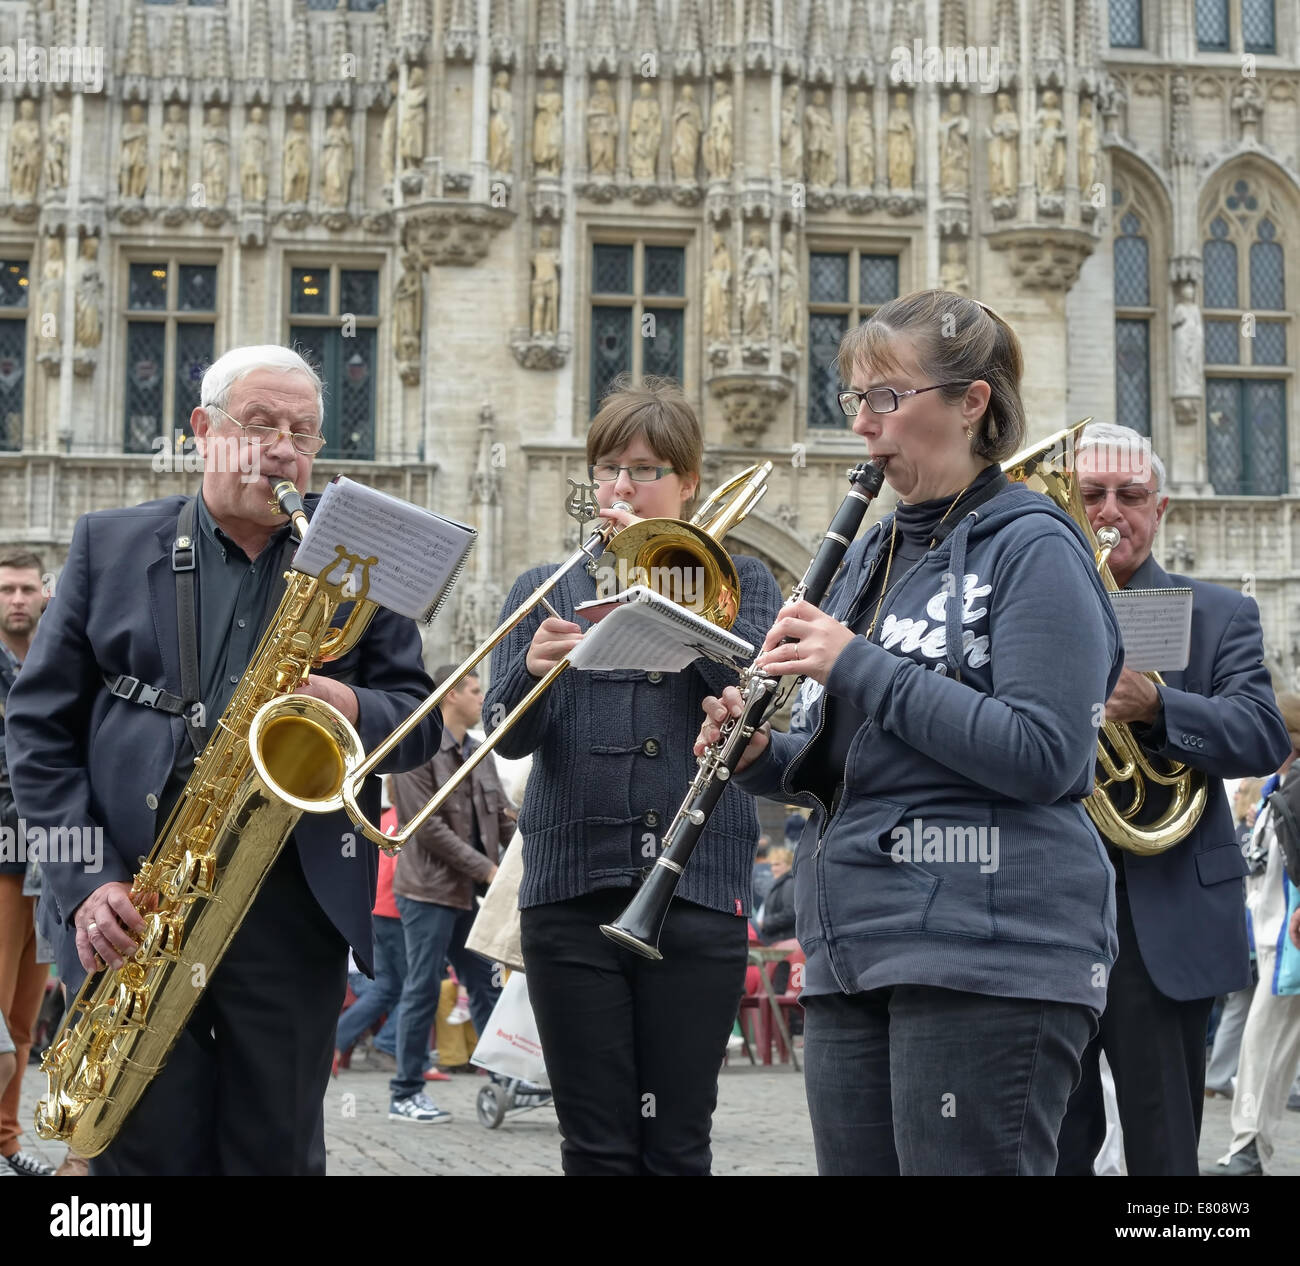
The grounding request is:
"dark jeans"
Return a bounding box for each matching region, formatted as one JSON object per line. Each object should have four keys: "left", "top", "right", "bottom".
{"left": 520, "top": 889, "right": 748, "bottom": 1176}
{"left": 803, "top": 985, "right": 1096, "bottom": 1175}
{"left": 389, "top": 894, "right": 501, "bottom": 1101}
{"left": 336, "top": 913, "right": 405, "bottom": 1055}
{"left": 1056, "top": 882, "right": 1215, "bottom": 1176}
{"left": 90, "top": 844, "right": 348, "bottom": 1176}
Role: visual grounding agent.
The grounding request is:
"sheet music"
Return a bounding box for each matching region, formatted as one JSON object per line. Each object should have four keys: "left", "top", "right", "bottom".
{"left": 1109, "top": 587, "right": 1194, "bottom": 673}
{"left": 570, "top": 586, "right": 754, "bottom": 672}
{"left": 293, "top": 477, "right": 476, "bottom": 621}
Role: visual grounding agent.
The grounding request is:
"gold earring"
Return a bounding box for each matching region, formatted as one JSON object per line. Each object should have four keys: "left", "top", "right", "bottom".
{"left": 964, "top": 425, "right": 972, "bottom": 439}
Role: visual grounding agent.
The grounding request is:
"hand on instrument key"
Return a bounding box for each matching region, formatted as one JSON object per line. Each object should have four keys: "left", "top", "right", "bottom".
{"left": 753, "top": 599, "right": 856, "bottom": 686}
{"left": 695, "top": 686, "right": 770, "bottom": 772}
{"left": 73, "top": 881, "right": 149, "bottom": 973}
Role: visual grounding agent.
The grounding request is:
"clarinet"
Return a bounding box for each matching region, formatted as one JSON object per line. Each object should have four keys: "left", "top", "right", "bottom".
{"left": 600, "top": 460, "right": 889, "bottom": 959}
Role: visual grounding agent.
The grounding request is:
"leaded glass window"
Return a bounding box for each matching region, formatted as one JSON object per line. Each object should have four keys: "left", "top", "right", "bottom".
{"left": 591, "top": 306, "right": 631, "bottom": 403}
{"left": 1249, "top": 221, "right": 1284, "bottom": 310}
{"left": 0, "top": 319, "right": 25, "bottom": 450}
{"left": 1203, "top": 241, "right": 1238, "bottom": 310}
{"left": 1207, "top": 378, "right": 1287, "bottom": 495}
{"left": 1113, "top": 216, "right": 1149, "bottom": 308}
{"left": 124, "top": 256, "right": 220, "bottom": 453}
{"left": 1115, "top": 320, "right": 1150, "bottom": 437}
{"left": 286, "top": 262, "right": 380, "bottom": 459}
{"left": 1205, "top": 320, "right": 1239, "bottom": 365}
{"left": 1196, "top": 0, "right": 1229, "bottom": 50}
{"left": 1109, "top": 0, "right": 1142, "bottom": 47}
{"left": 1242, "top": 0, "right": 1276, "bottom": 54}
{"left": 807, "top": 247, "right": 901, "bottom": 430}
{"left": 0, "top": 260, "right": 29, "bottom": 309}
{"left": 586, "top": 241, "right": 687, "bottom": 408}
{"left": 1252, "top": 322, "right": 1286, "bottom": 365}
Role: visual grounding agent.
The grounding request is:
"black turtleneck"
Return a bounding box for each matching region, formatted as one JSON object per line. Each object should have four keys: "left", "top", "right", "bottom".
{"left": 796, "top": 463, "right": 1008, "bottom": 812}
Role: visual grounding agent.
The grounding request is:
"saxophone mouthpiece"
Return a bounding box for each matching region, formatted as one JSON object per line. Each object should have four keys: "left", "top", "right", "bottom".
{"left": 271, "top": 480, "right": 309, "bottom": 541}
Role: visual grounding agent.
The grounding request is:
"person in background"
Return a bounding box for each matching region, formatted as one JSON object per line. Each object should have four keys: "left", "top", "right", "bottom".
{"left": 0, "top": 550, "right": 53, "bottom": 1177}
{"left": 758, "top": 846, "right": 796, "bottom": 944}
{"left": 751, "top": 835, "right": 774, "bottom": 912}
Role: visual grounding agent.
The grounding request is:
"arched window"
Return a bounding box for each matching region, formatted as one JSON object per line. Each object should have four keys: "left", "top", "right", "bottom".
{"left": 1113, "top": 188, "right": 1153, "bottom": 437}
{"left": 1201, "top": 174, "right": 1289, "bottom": 496}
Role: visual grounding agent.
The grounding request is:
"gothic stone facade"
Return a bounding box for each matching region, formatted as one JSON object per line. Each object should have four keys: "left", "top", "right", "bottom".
{"left": 0, "top": 0, "right": 1296, "bottom": 689}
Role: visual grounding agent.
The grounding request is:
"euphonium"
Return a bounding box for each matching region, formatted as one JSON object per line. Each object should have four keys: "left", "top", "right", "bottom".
{"left": 35, "top": 482, "right": 373, "bottom": 1156}
{"left": 1003, "top": 421, "right": 1207, "bottom": 855}
{"left": 264, "top": 462, "right": 773, "bottom": 852}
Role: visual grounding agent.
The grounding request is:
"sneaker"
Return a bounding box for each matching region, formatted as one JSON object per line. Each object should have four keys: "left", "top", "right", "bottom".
{"left": 388, "top": 1093, "right": 452, "bottom": 1124}
{"left": 1200, "top": 1139, "right": 1263, "bottom": 1176}
{"left": 6, "top": 1150, "right": 56, "bottom": 1177}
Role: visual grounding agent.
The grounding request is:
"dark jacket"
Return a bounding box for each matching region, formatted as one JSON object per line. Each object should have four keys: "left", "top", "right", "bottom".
{"left": 1112, "top": 554, "right": 1290, "bottom": 1001}
{"left": 4, "top": 493, "right": 442, "bottom": 990}
{"left": 0, "top": 647, "right": 21, "bottom": 875}
{"left": 391, "top": 727, "right": 516, "bottom": 910}
{"left": 760, "top": 872, "right": 796, "bottom": 942}
{"left": 736, "top": 484, "right": 1124, "bottom": 1012}
{"left": 483, "top": 552, "right": 782, "bottom": 915}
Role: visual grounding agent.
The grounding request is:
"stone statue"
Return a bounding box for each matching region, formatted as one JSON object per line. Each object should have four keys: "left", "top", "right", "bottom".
{"left": 987, "top": 92, "right": 1019, "bottom": 199}
{"left": 939, "top": 241, "right": 970, "bottom": 296}
{"left": 201, "top": 106, "right": 229, "bottom": 206}
{"left": 585, "top": 79, "right": 617, "bottom": 176}
{"left": 804, "top": 89, "right": 835, "bottom": 187}
{"left": 74, "top": 236, "right": 102, "bottom": 352}
{"left": 533, "top": 77, "right": 562, "bottom": 175}
{"left": 671, "top": 84, "right": 702, "bottom": 182}
{"left": 489, "top": 71, "right": 513, "bottom": 172}
{"left": 322, "top": 108, "right": 354, "bottom": 208}
{"left": 938, "top": 92, "right": 969, "bottom": 196}
{"left": 780, "top": 82, "right": 802, "bottom": 182}
{"left": 703, "top": 230, "right": 731, "bottom": 342}
{"left": 283, "top": 110, "right": 311, "bottom": 203}
{"left": 160, "top": 102, "right": 189, "bottom": 203}
{"left": 629, "top": 82, "right": 662, "bottom": 181}
{"left": 37, "top": 237, "right": 62, "bottom": 354}
{"left": 1034, "top": 90, "right": 1066, "bottom": 195}
{"left": 703, "top": 80, "right": 732, "bottom": 180}
{"left": 1078, "top": 96, "right": 1099, "bottom": 196}
{"left": 847, "top": 89, "right": 874, "bottom": 188}
{"left": 381, "top": 76, "right": 399, "bottom": 185}
{"left": 241, "top": 105, "right": 269, "bottom": 203}
{"left": 887, "top": 92, "right": 914, "bottom": 191}
{"left": 118, "top": 102, "right": 149, "bottom": 199}
{"left": 43, "top": 107, "right": 70, "bottom": 194}
{"left": 400, "top": 67, "right": 427, "bottom": 169}
{"left": 530, "top": 226, "right": 560, "bottom": 337}
{"left": 9, "top": 99, "right": 40, "bottom": 201}
{"left": 394, "top": 255, "right": 423, "bottom": 362}
{"left": 779, "top": 231, "right": 800, "bottom": 347}
{"left": 1172, "top": 280, "right": 1204, "bottom": 398}
{"left": 741, "top": 228, "right": 774, "bottom": 341}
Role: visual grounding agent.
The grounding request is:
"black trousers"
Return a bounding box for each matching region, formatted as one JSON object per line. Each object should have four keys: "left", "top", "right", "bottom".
{"left": 90, "top": 844, "right": 348, "bottom": 1176}
{"left": 520, "top": 888, "right": 748, "bottom": 1176}
{"left": 1055, "top": 881, "right": 1215, "bottom": 1176}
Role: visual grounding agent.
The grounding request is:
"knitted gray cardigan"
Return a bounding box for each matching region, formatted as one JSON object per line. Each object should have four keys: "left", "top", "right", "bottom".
{"left": 484, "top": 553, "right": 782, "bottom": 916}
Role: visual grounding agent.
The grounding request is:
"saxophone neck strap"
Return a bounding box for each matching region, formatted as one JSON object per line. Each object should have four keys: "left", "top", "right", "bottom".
{"left": 174, "top": 497, "right": 205, "bottom": 756}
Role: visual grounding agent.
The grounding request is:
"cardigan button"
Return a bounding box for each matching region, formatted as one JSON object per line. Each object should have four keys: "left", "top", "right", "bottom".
{"left": 642, "top": 738, "right": 661, "bottom": 757}
{"left": 646, "top": 672, "right": 664, "bottom": 684}
{"left": 642, "top": 810, "right": 660, "bottom": 828}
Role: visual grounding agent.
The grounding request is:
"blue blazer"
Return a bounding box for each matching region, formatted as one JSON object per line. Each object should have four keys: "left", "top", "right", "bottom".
{"left": 1118, "top": 554, "right": 1290, "bottom": 1001}
{"left": 4, "top": 494, "right": 441, "bottom": 991}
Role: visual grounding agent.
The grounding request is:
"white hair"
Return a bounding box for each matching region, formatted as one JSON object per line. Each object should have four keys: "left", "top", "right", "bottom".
{"left": 1077, "top": 421, "right": 1166, "bottom": 494}
{"left": 199, "top": 344, "right": 324, "bottom": 422}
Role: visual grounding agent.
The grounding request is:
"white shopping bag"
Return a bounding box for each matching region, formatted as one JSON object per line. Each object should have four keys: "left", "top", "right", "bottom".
{"left": 470, "top": 972, "right": 550, "bottom": 1088}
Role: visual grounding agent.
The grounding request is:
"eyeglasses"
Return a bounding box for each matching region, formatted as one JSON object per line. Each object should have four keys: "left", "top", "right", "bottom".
{"left": 1079, "top": 484, "right": 1157, "bottom": 508}
{"left": 837, "top": 382, "right": 974, "bottom": 417}
{"left": 205, "top": 403, "right": 327, "bottom": 456}
{"left": 589, "top": 463, "right": 676, "bottom": 483}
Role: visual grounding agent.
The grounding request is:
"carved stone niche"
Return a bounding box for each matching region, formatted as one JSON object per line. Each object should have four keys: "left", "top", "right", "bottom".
{"left": 985, "top": 227, "right": 1096, "bottom": 291}
{"left": 709, "top": 373, "right": 792, "bottom": 448}
{"left": 401, "top": 204, "right": 512, "bottom": 267}
{"left": 510, "top": 329, "right": 571, "bottom": 370}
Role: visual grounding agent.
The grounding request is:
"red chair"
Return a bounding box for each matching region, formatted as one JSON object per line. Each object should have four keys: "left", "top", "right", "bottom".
{"left": 736, "top": 940, "right": 805, "bottom": 1067}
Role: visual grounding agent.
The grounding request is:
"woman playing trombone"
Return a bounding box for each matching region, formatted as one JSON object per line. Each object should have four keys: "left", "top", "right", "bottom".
{"left": 484, "top": 377, "right": 781, "bottom": 1176}
{"left": 699, "top": 291, "right": 1124, "bottom": 1175}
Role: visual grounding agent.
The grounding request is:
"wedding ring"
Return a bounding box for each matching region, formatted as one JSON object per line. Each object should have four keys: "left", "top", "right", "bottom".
{"left": 87, "top": 921, "right": 97, "bottom": 932}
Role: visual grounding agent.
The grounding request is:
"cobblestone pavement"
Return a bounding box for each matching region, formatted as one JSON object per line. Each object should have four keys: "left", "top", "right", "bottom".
{"left": 16, "top": 1049, "right": 1299, "bottom": 1176}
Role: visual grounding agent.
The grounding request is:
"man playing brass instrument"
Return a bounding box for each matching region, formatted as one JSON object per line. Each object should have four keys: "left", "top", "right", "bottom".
{"left": 6, "top": 346, "right": 442, "bottom": 1176}
{"left": 1055, "top": 422, "right": 1288, "bottom": 1176}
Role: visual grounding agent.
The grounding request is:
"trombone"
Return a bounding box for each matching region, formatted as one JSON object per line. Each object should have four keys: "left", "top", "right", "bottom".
{"left": 270, "top": 462, "right": 772, "bottom": 851}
